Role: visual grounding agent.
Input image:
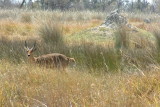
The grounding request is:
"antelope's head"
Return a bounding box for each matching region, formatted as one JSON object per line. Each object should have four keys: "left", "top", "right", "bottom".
{"left": 24, "top": 41, "right": 36, "bottom": 57}
{"left": 69, "top": 58, "right": 76, "bottom": 67}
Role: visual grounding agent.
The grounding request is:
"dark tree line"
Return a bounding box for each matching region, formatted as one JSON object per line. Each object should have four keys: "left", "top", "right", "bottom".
{"left": 0, "top": 0, "right": 159, "bottom": 13}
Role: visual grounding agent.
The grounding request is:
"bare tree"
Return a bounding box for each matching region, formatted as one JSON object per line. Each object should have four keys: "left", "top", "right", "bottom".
{"left": 153, "top": 0, "right": 160, "bottom": 12}
{"left": 0, "top": 0, "right": 13, "bottom": 8}
{"left": 20, "top": 0, "right": 26, "bottom": 8}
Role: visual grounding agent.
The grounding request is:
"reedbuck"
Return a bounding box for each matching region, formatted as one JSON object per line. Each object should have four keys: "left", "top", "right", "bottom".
{"left": 24, "top": 41, "right": 75, "bottom": 71}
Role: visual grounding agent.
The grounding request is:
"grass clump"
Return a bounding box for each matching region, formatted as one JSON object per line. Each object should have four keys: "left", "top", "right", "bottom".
{"left": 38, "top": 21, "right": 64, "bottom": 46}
{"left": 21, "top": 13, "right": 32, "bottom": 23}
{"left": 1, "top": 61, "right": 160, "bottom": 106}
{"left": 1, "top": 9, "right": 160, "bottom": 106}
{"left": 153, "top": 30, "right": 160, "bottom": 51}
{"left": 0, "top": 37, "right": 26, "bottom": 63}
{"left": 153, "top": 30, "right": 160, "bottom": 63}
{"left": 70, "top": 42, "right": 120, "bottom": 72}
{"left": 115, "top": 27, "right": 130, "bottom": 49}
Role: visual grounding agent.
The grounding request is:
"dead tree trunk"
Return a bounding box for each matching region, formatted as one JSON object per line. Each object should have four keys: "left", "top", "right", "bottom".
{"left": 20, "top": 0, "right": 26, "bottom": 8}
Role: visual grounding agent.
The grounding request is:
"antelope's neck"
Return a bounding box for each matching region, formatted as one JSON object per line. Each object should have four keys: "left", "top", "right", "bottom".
{"left": 28, "top": 55, "right": 36, "bottom": 63}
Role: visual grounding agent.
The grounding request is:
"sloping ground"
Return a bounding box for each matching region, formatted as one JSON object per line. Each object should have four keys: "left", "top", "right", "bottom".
{"left": 68, "top": 12, "right": 157, "bottom": 72}
{"left": 69, "top": 10, "right": 156, "bottom": 49}
{"left": 69, "top": 23, "right": 155, "bottom": 48}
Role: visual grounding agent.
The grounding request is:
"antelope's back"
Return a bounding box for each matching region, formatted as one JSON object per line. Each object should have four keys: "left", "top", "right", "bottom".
{"left": 36, "top": 53, "right": 69, "bottom": 66}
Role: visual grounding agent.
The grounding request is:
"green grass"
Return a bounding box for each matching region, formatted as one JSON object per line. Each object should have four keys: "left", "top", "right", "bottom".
{"left": 0, "top": 9, "right": 159, "bottom": 106}
{"left": 69, "top": 31, "right": 109, "bottom": 43}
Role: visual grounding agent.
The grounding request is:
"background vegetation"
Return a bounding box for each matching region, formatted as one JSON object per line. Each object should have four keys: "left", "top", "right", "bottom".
{"left": 0, "top": 1, "right": 160, "bottom": 106}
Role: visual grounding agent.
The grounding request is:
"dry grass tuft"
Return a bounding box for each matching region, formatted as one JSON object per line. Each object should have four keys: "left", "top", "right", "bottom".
{"left": 115, "top": 26, "right": 130, "bottom": 49}
{"left": 62, "top": 19, "right": 102, "bottom": 35}
{"left": 38, "top": 21, "right": 64, "bottom": 45}
{"left": 0, "top": 61, "right": 160, "bottom": 106}
{"left": 0, "top": 20, "right": 34, "bottom": 37}
{"left": 21, "top": 13, "right": 32, "bottom": 23}
{"left": 129, "top": 17, "right": 143, "bottom": 23}
{"left": 0, "top": 9, "right": 159, "bottom": 106}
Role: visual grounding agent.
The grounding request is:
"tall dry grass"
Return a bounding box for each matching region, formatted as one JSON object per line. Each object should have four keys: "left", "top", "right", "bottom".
{"left": 0, "top": 61, "right": 160, "bottom": 106}
{"left": 0, "top": 9, "right": 159, "bottom": 106}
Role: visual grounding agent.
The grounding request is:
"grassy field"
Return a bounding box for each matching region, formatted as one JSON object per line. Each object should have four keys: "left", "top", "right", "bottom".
{"left": 0, "top": 9, "right": 160, "bottom": 106}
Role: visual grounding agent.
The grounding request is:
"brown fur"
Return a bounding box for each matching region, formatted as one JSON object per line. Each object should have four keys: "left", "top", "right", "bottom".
{"left": 24, "top": 42, "right": 75, "bottom": 71}
{"left": 28, "top": 53, "right": 75, "bottom": 71}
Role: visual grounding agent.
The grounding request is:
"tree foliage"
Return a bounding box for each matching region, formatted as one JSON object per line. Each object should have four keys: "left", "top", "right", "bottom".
{"left": 0, "top": 0, "right": 159, "bottom": 13}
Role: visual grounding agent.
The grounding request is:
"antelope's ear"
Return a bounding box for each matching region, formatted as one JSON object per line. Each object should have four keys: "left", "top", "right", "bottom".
{"left": 33, "top": 41, "right": 36, "bottom": 47}
{"left": 24, "top": 46, "right": 28, "bottom": 50}
{"left": 31, "top": 41, "right": 36, "bottom": 51}
{"left": 24, "top": 41, "right": 28, "bottom": 50}
{"left": 32, "top": 47, "right": 37, "bottom": 52}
